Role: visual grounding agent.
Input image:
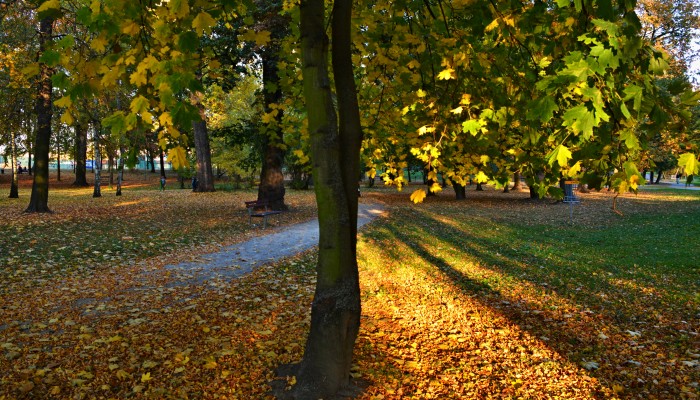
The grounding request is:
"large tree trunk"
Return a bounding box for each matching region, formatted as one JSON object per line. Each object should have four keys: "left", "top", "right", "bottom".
{"left": 193, "top": 116, "right": 216, "bottom": 192}
{"left": 287, "top": 1, "right": 362, "bottom": 398}
{"left": 25, "top": 17, "right": 53, "bottom": 213}
{"left": 256, "top": 41, "right": 287, "bottom": 210}
{"left": 73, "top": 121, "right": 89, "bottom": 186}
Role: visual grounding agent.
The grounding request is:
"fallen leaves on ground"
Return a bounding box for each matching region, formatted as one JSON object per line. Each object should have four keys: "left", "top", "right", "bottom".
{"left": 0, "top": 179, "right": 698, "bottom": 399}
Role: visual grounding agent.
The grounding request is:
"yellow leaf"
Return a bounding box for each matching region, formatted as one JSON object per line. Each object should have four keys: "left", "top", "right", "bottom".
{"left": 174, "top": 366, "right": 186, "bottom": 374}
{"left": 169, "top": 0, "right": 189, "bottom": 18}
{"left": 21, "top": 63, "right": 40, "bottom": 78}
{"left": 410, "top": 189, "right": 427, "bottom": 204}
{"left": 437, "top": 68, "right": 455, "bottom": 80}
{"left": 460, "top": 93, "right": 472, "bottom": 105}
{"left": 37, "top": 0, "right": 60, "bottom": 13}
{"left": 121, "top": 21, "right": 140, "bottom": 36}
{"left": 130, "top": 95, "right": 149, "bottom": 114}
{"left": 115, "top": 370, "right": 130, "bottom": 380}
{"left": 450, "top": 106, "right": 463, "bottom": 115}
{"left": 221, "top": 370, "right": 231, "bottom": 378}
{"left": 416, "top": 89, "right": 427, "bottom": 98}
{"left": 60, "top": 112, "right": 74, "bottom": 125}
{"left": 90, "top": 36, "right": 108, "bottom": 53}
{"left": 158, "top": 112, "right": 173, "bottom": 127}
{"left": 203, "top": 360, "right": 218, "bottom": 369}
{"left": 429, "top": 182, "right": 442, "bottom": 193}
{"left": 192, "top": 12, "right": 216, "bottom": 35}
{"left": 475, "top": 171, "right": 489, "bottom": 183}
{"left": 140, "top": 372, "right": 152, "bottom": 383}
{"left": 90, "top": 0, "right": 100, "bottom": 15}
{"left": 202, "top": 326, "right": 210, "bottom": 333}
{"left": 54, "top": 96, "right": 72, "bottom": 108}
{"left": 253, "top": 30, "right": 271, "bottom": 46}
{"left": 168, "top": 146, "right": 188, "bottom": 170}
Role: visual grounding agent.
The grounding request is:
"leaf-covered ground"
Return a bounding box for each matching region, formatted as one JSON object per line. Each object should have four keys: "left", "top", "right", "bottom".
{"left": 0, "top": 175, "right": 698, "bottom": 399}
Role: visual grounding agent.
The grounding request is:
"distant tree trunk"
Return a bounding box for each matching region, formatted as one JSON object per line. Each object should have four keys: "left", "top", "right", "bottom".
{"left": 511, "top": 171, "right": 522, "bottom": 191}
{"left": 107, "top": 153, "right": 114, "bottom": 186}
{"left": 92, "top": 127, "right": 102, "bottom": 198}
{"left": 453, "top": 182, "right": 466, "bottom": 200}
{"left": 56, "top": 139, "right": 61, "bottom": 181}
{"left": 159, "top": 150, "right": 165, "bottom": 177}
{"left": 146, "top": 146, "right": 156, "bottom": 173}
{"left": 116, "top": 148, "right": 124, "bottom": 196}
{"left": 27, "top": 142, "right": 32, "bottom": 176}
{"left": 257, "top": 38, "right": 287, "bottom": 210}
{"left": 284, "top": 1, "right": 362, "bottom": 398}
{"left": 476, "top": 182, "right": 483, "bottom": 191}
{"left": 73, "top": 121, "right": 89, "bottom": 186}
{"left": 25, "top": 17, "right": 54, "bottom": 213}
{"left": 193, "top": 117, "right": 216, "bottom": 192}
{"left": 9, "top": 131, "right": 18, "bottom": 199}
{"left": 649, "top": 171, "right": 654, "bottom": 184}
{"left": 655, "top": 170, "right": 662, "bottom": 184}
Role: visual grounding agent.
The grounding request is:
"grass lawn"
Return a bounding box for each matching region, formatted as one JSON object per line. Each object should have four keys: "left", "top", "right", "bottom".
{"left": 0, "top": 176, "right": 698, "bottom": 399}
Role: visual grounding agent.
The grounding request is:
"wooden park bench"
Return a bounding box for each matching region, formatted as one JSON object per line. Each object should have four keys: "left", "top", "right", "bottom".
{"left": 245, "top": 200, "right": 283, "bottom": 228}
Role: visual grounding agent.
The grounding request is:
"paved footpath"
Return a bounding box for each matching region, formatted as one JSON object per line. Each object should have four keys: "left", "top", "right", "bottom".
{"left": 164, "top": 202, "right": 385, "bottom": 285}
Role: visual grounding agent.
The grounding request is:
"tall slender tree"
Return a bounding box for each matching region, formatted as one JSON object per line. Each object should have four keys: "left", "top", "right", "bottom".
{"left": 25, "top": 15, "right": 54, "bottom": 213}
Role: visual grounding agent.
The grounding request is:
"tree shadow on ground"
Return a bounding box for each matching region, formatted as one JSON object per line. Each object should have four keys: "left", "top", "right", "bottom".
{"left": 357, "top": 201, "right": 698, "bottom": 398}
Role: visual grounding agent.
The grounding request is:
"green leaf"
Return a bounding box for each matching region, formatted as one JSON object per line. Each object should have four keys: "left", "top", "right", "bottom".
{"left": 556, "top": 0, "right": 570, "bottom": 7}
{"left": 562, "top": 105, "right": 595, "bottom": 139}
{"left": 623, "top": 84, "right": 643, "bottom": 112}
{"left": 526, "top": 96, "right": 558, "bottom": 123}
{"left": 679, "top": 90, "right": 700, "bottom": 106}
{"left": 178, "top": 31, "right": 200, "bottom": 53}
{"left": 678, "top": 153, "right": 699, "bottom": 176}
{"left": 547, "top": 144, "right": 572, "bottom": 167}
{"left": 39, "top": 50, "right": 61, "bottom": 67}
{"left": 619, "top": 130, "right": 640, "bottom": 150}
{"left": 620, "top": 102, "right": 631, "bottom": 119}
{"left": 462, "top": 119, "right": 482, "bottom": 136}
{"left": 649, "top": 56, "right": 669, "bottom": 75}
{"left": 591, "top": 19, "right": 619, "bottom": 36}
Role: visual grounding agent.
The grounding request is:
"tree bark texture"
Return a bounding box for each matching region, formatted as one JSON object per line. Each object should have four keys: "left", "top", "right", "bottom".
{"left": 25, "top": 17, "right": 53, "bottom": 213}
{"left": 193, "top": 117, "right": 216, "bottom": 192}
{"left": 289, "top": 0, "right": 362, "bottom": 398}
{"left": 257, "top": 42, "right": 287, "bottom": 210}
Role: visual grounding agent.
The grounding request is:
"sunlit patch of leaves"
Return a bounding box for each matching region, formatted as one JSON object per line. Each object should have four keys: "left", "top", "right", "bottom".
{"left": 355, "top": 187, "right": 699, "bottom": 399}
